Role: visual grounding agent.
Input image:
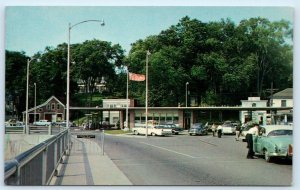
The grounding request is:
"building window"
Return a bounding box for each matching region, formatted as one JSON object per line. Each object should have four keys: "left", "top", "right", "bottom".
{"left": 51, "top": 103, "right": 55, "bottom": 110}
{"left": 57, "top": 104, "right": 60, "bottom": 110}
{"left": 252, "top": 103, "right": 256, "bottom": 107}
{"left": 47, "top": 104, "right": 51, "bottom": 110}
{"left": 281, "top": 100, "right": 287, "bottom": 107}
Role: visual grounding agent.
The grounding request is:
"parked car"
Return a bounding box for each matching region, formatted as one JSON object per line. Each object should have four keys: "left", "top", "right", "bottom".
{"left": 240, "top": 122, "right": 255, "bottom": 141}
{"left": 189, "top": 123, "right": 208, "bottom": 136}
{"left": 253, "top": 125, "right": 293, "bottom": 162}
{"left": 5, "top": 121, "right": 24, "bottom": 128}
{"left": 132, "top": 125, "right": 172, "bottom": 136}
{"left": 162, "top": 124, "right": 184, "bottom": 135}
{"left": 222, "top": 121, "right": 236, "bottom": 135}
{"left": 33, "top": 119, "right": 51, "bottom": 126}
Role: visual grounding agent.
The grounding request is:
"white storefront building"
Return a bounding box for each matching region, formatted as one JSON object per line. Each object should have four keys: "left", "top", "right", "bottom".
{"left": 240, "top": 97, "right": 268, "bottom": 125}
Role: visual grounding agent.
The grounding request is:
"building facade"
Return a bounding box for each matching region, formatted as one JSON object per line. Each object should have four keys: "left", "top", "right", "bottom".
{"left": 271, "top": 88, "right": 293, "bottom": 124}
{"left": 22, "top": 96, "right": 65, "bottom": 123}
{"left": 102, "top": 99, "right": 134, "bottom": 125}
{"left": 240, "top": 97, "right": 268, "bottom": 125}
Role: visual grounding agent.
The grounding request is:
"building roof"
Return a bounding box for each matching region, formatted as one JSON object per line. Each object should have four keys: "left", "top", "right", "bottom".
{"left": 22, "top": 96, "right": 65, "bottom": 113}
{"left": 272, "top": 88, "right": 293, "bottom": 99}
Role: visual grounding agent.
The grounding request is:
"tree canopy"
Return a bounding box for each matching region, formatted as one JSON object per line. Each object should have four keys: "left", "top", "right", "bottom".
{"left": 5, "top": 16, "right": 293, "bottom": 119}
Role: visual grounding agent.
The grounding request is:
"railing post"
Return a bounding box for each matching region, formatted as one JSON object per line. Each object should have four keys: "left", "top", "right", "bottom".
{"left": 102, "top": 130, "right": 105, "bottom": 155}
{"left": 59, "top": 137, "right": 63, "bottom": 163}
{"left": 16, "top": 166, "right": 21, "bottom": 185}
{"left": 53, "top": 138, "right": 58, "bottom": 176}
{"left": 66, "top": 129, "right": 71, "bottom": 156}
{"left": 42, "top": 147, "right": 47, "bottom": 185}
{"left": 48, "top": 125, "right": 52, "bottom": 135}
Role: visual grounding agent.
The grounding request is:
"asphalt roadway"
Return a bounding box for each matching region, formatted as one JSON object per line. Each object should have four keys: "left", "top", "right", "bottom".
{"left": 97, "top": 132, "right": 292, "bottom": 186}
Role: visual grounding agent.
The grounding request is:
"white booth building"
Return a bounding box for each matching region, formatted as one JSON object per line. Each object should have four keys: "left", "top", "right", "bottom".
{"left": 240, "top": 97, "right": 268, "bottom": 125}
{"left": 102, "top": 99, "right": 133, "bottom": 125}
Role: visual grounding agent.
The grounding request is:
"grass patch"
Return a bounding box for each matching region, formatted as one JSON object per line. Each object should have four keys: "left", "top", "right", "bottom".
{"left": 104, "top": 130, "right": 130, "bottom": 135}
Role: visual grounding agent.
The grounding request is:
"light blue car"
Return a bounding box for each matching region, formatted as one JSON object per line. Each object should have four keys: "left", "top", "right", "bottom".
{"left": 253, "top": 125, "right": 293, "bottom": 162}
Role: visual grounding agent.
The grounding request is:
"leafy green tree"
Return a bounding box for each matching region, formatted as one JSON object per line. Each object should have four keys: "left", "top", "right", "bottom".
{"left": 72, "top": 39, "right": 125, "bottom": 105}
{"left": 5, "top": 51, "right": 28, "bottom": 119}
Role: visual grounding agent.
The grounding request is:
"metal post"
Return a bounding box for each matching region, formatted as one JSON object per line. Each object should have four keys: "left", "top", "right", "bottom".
{"left": 125, "top": 66, "right": 129, "bottom": 130}
{"left": 145, "top": 50, "right": 150, "bottom": 137}
{"left": 102, "top": 130, "right": 105, "bottom": 155}
{"left": 34, "top": 83, "right": 36, "bottom": 123}
{"left": 25, "top": 59, "right": 30, "bottom": 135}
{"left": 66, "top": 23, "right": 71, "bottom": 131}
{"left": 186, "top": 82, "right": 189, "bottom": 107}
{"left": 66, "top": 20, "right": 105, "bottom": 131}
{"left": 42, "top": 148, "right": 47, "bottom": 185}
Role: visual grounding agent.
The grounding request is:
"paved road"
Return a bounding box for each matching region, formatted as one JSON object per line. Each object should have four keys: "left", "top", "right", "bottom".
{"left": 96, "top": 133, "right": 292, "bottom": 186}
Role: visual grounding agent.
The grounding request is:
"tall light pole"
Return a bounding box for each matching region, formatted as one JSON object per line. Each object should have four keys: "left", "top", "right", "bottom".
{"left": 186, "top": 82, "right": 189, "bottom": 107}
{"left": 145, "top": 50, "right": 151, "bottom": 137}
{"left": 25, "top": 58, "right": 36, "bottom": 134}
{"left": 66, "top": 19, "right": 105, "bottom": 129}
{"left": 34, "top": 83, "right": 37, "bottom": 123}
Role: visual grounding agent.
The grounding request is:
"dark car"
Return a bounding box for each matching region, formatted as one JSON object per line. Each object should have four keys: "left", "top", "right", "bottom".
{"left": 188, "top": 123, "right": 208, "bottom": 136}
{"left": 162, "top": 124, "right": 184, "bottom": 135}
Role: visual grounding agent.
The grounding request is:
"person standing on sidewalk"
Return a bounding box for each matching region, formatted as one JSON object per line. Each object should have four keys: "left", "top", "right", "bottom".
{"left": 245, "top": 124, "right": 259, "bottom": 159}
{"left": 211, "top": 123, "right": 216, "bottom": 137}
{"left": 235, "top": 125, "right": 241, "bottom": 141}
{"left": 217, "top": 124, "right": 223, "bottom": 138}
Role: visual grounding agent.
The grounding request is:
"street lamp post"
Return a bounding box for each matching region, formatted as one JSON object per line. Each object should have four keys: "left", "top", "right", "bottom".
{"left": 186, "top": 82, "right": 189, "bottom": 107}
{"left": 34, "top": 83, "right": 37, "bottom": 123}
{"left": 25, "top": 58, "right": 36, "bottom": 134}
{"left": 66, "top": 19, "right": 105, "bottom": 129}
{"left": 145, "top": 50, "right": 151, "bottom": 137}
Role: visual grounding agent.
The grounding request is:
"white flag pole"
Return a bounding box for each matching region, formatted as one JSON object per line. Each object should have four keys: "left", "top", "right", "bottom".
{"left": 125, "top": 66, "right": 129, "bottom": 130}
{"left": 145, "top": 50, "right": 150, "bottom": 137}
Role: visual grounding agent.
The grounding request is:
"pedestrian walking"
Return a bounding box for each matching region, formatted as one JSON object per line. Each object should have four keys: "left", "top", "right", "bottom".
{"left": 245, "top": 123, "right": 259, "bottom": 159}
{"left": 217, "top": 125, "right": 223, "bottom": 138}
{"left": 235, "top": 125, "right": 241, "bottom": 141}
{"left": 211, "top": 123, "right": 216, "bottom": 137}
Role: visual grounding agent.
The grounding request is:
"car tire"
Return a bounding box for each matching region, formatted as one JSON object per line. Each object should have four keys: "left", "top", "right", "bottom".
{"left": 134, "top": 130, "right": 138, "bottom": 135}
{"left": 264, "top": 150, "right": 272, "bottom": 162}
{"left": 151, "top": 132, "right": 156, "bottom": 136}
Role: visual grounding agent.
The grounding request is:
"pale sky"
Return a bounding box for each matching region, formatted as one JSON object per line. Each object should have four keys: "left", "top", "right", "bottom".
{"left": 5, "top": 6, "right": 293, "bottom": 56}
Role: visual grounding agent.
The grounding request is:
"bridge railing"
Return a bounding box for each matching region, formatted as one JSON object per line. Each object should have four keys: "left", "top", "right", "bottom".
{"left": 4, "top": 128, "right": 70, "bottom": 185}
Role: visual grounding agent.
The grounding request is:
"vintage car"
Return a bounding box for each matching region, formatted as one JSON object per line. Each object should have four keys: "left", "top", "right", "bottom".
{"left": 188, "top": 123, "right": 208, "bottom": 136}
{"left": 161, "top": 124, "right": 184, "bottom": 135}
{"left": 33, "top": 119, "right": 52, "bottom": 126}
{"left": 253, "top": 125, "right": 293, "bottom": 162}
{"left": 221, "top": 121, "right": 236, "bottom": 135}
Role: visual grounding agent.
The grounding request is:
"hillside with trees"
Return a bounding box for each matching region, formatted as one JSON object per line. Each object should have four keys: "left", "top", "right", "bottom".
{"left": 5, "top": 16, "right": 293, "bottom": 119}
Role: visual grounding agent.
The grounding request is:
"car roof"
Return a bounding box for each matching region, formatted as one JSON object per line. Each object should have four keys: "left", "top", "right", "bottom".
{"left": 261, "top": 125, "right": 293, "bottom": 135}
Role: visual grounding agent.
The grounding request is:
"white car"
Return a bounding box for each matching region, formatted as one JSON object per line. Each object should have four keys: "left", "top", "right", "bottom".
{"left": 33, "top": 119, "right": 51, "bottom": 126}
{"left": 222, "top": 121, "right": 236, "bottom": 135}
{"left": 133, "top": 125, "right": 172, "bottom": 136}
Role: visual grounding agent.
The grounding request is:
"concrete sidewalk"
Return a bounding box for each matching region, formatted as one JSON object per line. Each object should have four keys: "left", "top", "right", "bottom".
{"left": 49, "top": 135, "right": 132, "bottom": 185}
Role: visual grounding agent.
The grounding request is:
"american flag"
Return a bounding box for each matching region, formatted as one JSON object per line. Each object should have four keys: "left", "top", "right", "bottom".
{"left": 129, "top": 72, "right": 145, "bottom": 81}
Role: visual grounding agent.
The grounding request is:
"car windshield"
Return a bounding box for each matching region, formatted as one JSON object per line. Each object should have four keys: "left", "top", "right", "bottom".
{"left": 223, "top": 124, "right": 233, "bottom": 128}
{"left": 191, "top": 126, "right": 202, "bottom": 129}
{"left": 268, "top": 129, "right": 293, "bottom": 137}
{"left": 192, "top": 123, "right": 202, "bottom": 128}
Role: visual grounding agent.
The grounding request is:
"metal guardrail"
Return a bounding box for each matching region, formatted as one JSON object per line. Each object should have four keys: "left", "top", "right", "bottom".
{"left": 5, "top": 125, "right": 67, "bottom": 135}
{"left": 4, "top": 128, "right": 71, "bottom": 185}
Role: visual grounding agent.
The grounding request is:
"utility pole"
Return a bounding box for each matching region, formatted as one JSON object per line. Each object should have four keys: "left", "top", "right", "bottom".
{"left": 266, "top": 82, "right": 278, "bottom": 124}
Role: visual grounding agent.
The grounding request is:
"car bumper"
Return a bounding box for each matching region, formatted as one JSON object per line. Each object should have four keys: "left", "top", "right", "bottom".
{"left": 161, "top": 131, "right": 172, "bottom": 136}
{"left": 268, "top": 152, "right": 293, "bottom": 158}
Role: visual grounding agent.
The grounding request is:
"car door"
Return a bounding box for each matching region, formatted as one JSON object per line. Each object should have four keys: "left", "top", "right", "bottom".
{"left": 253, "top": 135, "right": 264, "bottom": 154}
